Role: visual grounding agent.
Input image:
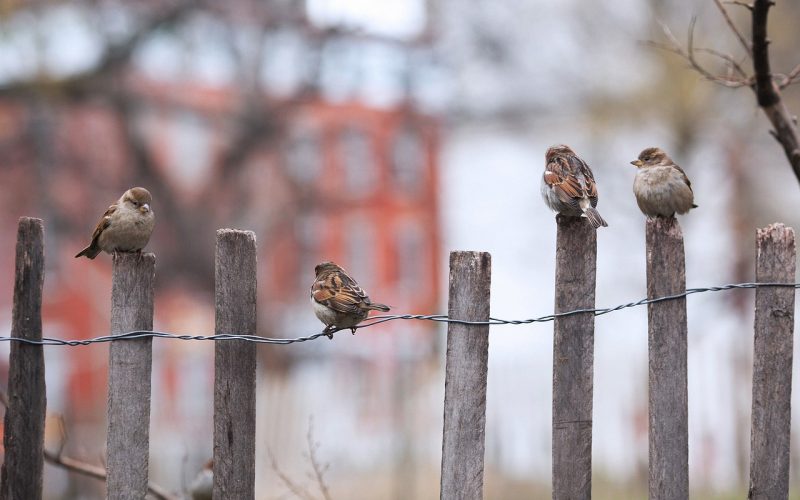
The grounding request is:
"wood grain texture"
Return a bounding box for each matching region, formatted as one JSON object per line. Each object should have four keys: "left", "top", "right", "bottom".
{"left": 552, "top": 215, "right": 595, "bottom": 500}
{"left": 106, "top": 252, "right": 155, "bottom": 500}
{"left": 213, "top": 230, "right": 257, "bottom": 500}
{"left": 645, "top": 217, "right": 688, "bottom": 499}
{"left": 748, "top": 224, "right": 796, "bottom": 500}
{"left": 0, "top": 218, "right": 46, "bottom": 500}
{"left": 440, "top": 251, "right": 491, "bottom": 500}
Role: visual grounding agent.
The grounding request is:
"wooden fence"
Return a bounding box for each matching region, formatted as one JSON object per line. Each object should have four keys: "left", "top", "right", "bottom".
{"left": 0, "top": 215, "right": 796, "bottom": 500}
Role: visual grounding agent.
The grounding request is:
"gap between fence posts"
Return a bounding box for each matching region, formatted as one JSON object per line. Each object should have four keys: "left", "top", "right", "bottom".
{"left": 106, "top": 252, "right": 156, "bottom": 500}
{"left": 0, "top": 218, "right": 46, "bottom": 500}
{"left": 646, "top": 217, "right": 689, "bottom": 499}
{"left": 440, "top": 251, "right": 491, "bottom": 500}
{"left": 748, "top": 223, "right": 796, "bottom": 500}
{"left": 551, "top": 215, "right": 595, "bottom": 500}
{"left": 213, "top": 229, "right": 257, "bottom": 499}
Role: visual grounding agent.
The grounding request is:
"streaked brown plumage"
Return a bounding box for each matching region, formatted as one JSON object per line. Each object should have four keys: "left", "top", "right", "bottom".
{"left": 310, "top": 261, "right": 390, "bottom": 339}
{"left": 541, "top": 144, "right": 608, "bottom": 229}
{"left": 631, "top": 147, "right": 697, "bottom": 218}
{"left": 75, "top": 187, "right": 155, "bottom": 259}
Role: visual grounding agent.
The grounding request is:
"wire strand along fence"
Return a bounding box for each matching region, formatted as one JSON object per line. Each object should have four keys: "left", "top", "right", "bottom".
{"left": 0, "top": 216, "right": 796, "bottom": 499}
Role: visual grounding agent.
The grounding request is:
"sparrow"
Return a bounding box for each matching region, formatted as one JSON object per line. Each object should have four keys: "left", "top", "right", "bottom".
{"left": 631, "top": 147, "right": 697, "bottom": 218}
{"left": 75, "top": 187, "right": 155, "bottom": 259}
{"left": 311, "top": 261, "right": 390, "bottom": 339}
{"left": 188, "top": 460, "right": 213, "bottom": 500}
{"left": 541, "top": 144, "right": 608, "bottom": 228}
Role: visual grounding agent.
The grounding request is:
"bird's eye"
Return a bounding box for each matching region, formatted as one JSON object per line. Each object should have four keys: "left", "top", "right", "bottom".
{"left": 132, "top": 201, "right": 139, "bottom": 207}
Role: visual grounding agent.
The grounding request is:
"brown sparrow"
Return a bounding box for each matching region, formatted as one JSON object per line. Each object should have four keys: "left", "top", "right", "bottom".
{"left": 311, "top": 261, "right": 390, "bottom": 338}
{"left": 75, "top": 187, "right": 155, "bottom": 259}
{"left": 541, "top": 144, "right": 608, "bottom": 228}
{"left": 631, "top": 147, "right": 697, "bottom": 218}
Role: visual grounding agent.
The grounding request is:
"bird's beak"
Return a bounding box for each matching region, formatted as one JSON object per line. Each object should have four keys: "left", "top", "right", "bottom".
{"left": 630, "top": 160, "right": 643, "bottom": 167}
{"left": 140, "top": 203, "right": 150, "bottom": 213}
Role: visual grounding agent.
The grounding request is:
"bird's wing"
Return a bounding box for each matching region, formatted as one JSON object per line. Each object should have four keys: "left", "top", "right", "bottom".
{"left": 311, "top": 270, "right": 370, "bottom": 314}
{"left": 545, "top": 155, "right": 586, "bottom": 207}
{"left": 671, "top": 164, "right": 694, "bottom": 191}
{"left": 89, "top": 204, "right": 116, "bottom": 245}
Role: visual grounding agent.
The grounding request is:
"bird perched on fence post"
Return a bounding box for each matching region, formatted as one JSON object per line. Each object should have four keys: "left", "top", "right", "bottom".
{"left": 311, "top": 261, "right": 390, "bottom": 339}
{"left": 541, "top": 144, "right": 608, "bottom": 228}
{"left": 631, "top": 147, "right": 697, "bottom": 218}
{"left": 75, "top": 187, "right": 155, "bottom": 259}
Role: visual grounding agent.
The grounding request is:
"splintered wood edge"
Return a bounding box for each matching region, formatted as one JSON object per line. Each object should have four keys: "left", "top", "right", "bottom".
{"left": 645, "top": 216, "right": 683, "bottom": 239}
{"left": 216, "top": 228, "right": 256, "bottom": 241}
{"left": 757, "top": 223, "right": 795, "bottom": 245}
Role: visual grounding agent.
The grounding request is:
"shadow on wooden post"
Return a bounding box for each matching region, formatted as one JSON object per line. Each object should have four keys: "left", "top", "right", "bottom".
{"left": 646, "top": 217, "right": 688, "bottom": 499}
{"left": 213, "top": 229, "right": 257, "bottom": 500}
{"left": 0, "top": 218, "right": 46, "bottom": 500}
{"left": 748, "top": 224, "right": 795, "bottom": 500}
{"left": 106, "top": 252, "right": 156, "bottom": 500}
{"left": 440, "top": 251, "right": 490, "bottom": 500}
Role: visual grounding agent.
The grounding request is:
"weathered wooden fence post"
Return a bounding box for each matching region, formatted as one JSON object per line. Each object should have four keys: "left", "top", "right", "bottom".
{"left": 552, "top": 215, "right": 596, "bottom": 500}
{"left": 646, "top": 217, "right": 689, "bottom": 499}
{"left": 106, "top": 252, "right": 156, "bottom": 499}
{"left": 440, "top": 251, "right": 491, "bottom": 500}
{"left": 0, "top": 218, "right": 46, "bottom": 500}
{"left": 748, "top": 223, "right": 795, "bottom": 500}
{"left": 213, "top": 229, "right": 257, "bottom": 499}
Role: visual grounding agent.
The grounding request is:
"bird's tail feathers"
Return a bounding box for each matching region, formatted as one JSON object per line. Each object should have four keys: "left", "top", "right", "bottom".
{"left": 75, "top": 245, "right": 100, "bottom": 259}
{"left": 366, "top": 303, "right": 391, "bottom": 312}
{"left": 583, "top": 207, "right": 608, "bottom": 229}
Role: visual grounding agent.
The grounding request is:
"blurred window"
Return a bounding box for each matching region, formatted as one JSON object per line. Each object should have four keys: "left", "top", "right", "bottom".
{"left": 391, "top": 125, "right": 425, "bottom": 194}
{"left": 295, "top": 214, "right": 321, "bottom": 292}
{"left": 169, "top": 110, "right": 212, "bottom": 190}
{"left": 340, "top": 125, "right": 375, "bottom": 195}
{"left": 396, "top": 223, "right": 424, "bottom": 295}
{"left": 284, "top": 126, "right": 321, "bottom": 183}
{"left": 346, "top": 214, "right": 375, "bottom": 290}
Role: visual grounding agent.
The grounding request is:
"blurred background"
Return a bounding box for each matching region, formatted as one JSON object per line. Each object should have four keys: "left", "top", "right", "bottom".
{"left": 0, "top": 0, "right": 799, "bottom": 498}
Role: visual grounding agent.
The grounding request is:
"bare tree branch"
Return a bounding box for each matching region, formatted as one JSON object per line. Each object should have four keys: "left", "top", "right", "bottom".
{"left": 267, "top": 448, "right": 317, "bottom": 500}
{"left": 648, "top": 0, "right": 800, "bottom": 184}
{"left": 750, "top": 0, "right": 800, "bottom": 182}
{"left": 713, "top": 0, "right": 752, "bottom": 56}
{"left": 778, "top": 62, "right": 800, "bottom": 89}
{"left": 724, "top": 1, "right": 754, "bottom": 10}
{"left": 643, "top": 20, "right": 750, "bottom": 88}
{"left": 0, "top": 2, "right": 195, "bottom": 100}
{"left": 305, "top": 418, "right": 332, "bottom": 500}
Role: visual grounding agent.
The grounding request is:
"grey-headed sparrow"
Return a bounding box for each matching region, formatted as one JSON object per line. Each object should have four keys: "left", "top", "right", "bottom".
{"left": 75, "top": 187, "right": 155, "bottom": 259}
{"left": 311, "top": 261, "right": 390, "bottom": 339}
{"left": 631, "top": 147, "right": 697, "bottom": 218}
{"left": 541, "top": 144, "right": 608, "bottom": 228}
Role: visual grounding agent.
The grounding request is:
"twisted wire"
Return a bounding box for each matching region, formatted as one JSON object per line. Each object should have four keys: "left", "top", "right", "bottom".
{"left": 1, "top": 282, "right": 797, "bottom": 346}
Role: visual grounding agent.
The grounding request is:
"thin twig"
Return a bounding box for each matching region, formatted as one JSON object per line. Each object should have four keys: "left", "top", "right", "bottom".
{"left": 306, "top": 418, "right": 332, "bottom": 500}
{"left": 696, "top": 47, "right": 750, "bottom": 79}
{"left": 713, "top": 0, "right": 753, "bottom": 56}
{"left": 0, "top": 390, "right": 178, "bottom": 500}
{"left": 268, "top": 449, "right": 317, "bottom": 500}
{"left": 647, "top": 20, "right": 750, "bottom": 88}
{"left": 778, "top": 62, "right": 800, "bottom": 89}
{"left": 724, "top": 1, "right": 754, "bottom": 10}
